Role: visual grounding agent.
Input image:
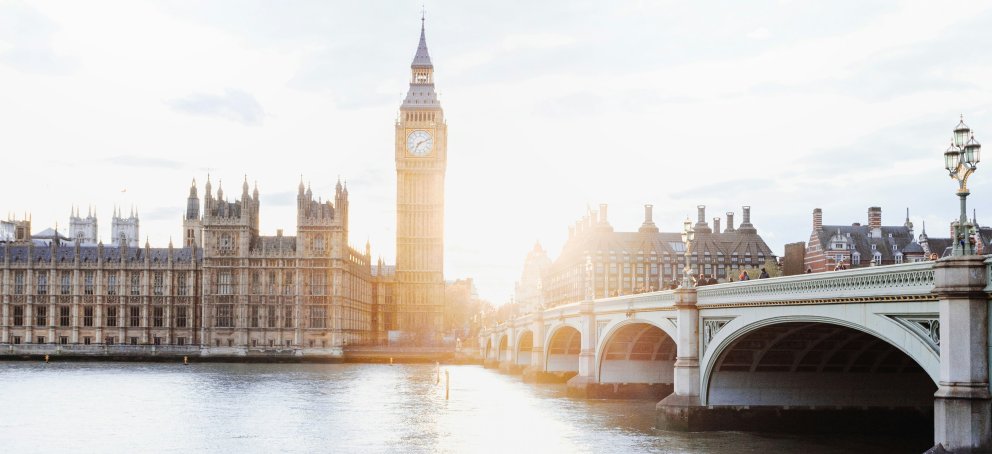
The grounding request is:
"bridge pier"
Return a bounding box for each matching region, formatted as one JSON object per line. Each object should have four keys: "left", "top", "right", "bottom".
{"left": 933, "top": 256, "right": 991, "bottom": 453}
{"left": 656, "top": 287, "right": 702, "bottom": 429}
{"left": 566, "top": 300, "right": 600, "bottom": 397}
{"left": 522, "top": 317, "right": 563, "bottom": 383}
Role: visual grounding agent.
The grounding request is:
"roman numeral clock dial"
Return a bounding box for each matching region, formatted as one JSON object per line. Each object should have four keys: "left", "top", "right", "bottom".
{"left": 406, "top": 130, "right": 433, "bottom": 156}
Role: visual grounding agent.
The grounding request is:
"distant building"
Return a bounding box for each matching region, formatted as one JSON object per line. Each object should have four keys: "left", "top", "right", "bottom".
{"left": 513, "top": 242, "right": 551, "bottom": 314}
{"left": 800, "top": 207, "right": 989, "bottom": 272}
{"left": 542, "top": 204, "right": 776, "bottom": 308}
{"left": 0, "top": 217, "right": 31, "bottom": 243}
{"left": 69, "top": 207, "right": 99, "bottom": 246}
{"left": 0, "top": 177, "right": 378, "bottom": 351}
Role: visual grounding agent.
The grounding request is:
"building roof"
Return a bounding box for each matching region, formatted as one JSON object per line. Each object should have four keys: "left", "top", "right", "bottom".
{"left": 551, "top": 224, "right": 775, "bottom": 274}
{"left": 0, "top": 245, "right": 201, "bottom": 263}
{"left": 257, "top": 235, "right": 297, "bottom": 253}
{"left": 412, "top": 19, "right": 432, "bottom": 68}
{"left": 815, "top": 224, "right": 916, "bottom": 259}
{"left": 372, "top": 264, "right": 395, "bottom": 278}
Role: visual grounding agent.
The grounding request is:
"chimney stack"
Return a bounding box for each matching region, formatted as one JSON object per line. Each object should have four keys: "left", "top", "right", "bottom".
{"left": 639, "top": 204, "right": 659, "bottom": 233}
{"left": 694, "top": 205, "right": 712, "bottom": 233}
{"left": 713, "top": 217, "right": 721, "bottom": 234}
{"left": 868, "top": 207, "right": 882, "bottom": 229}
{"left": 868, "top": 206, "right": 882, "bottom": 238}
{"left": 726, "top": 212, "right": 735, "bottom": 231}
{"left": 598, "top": 204, "right": 608, "bottom": 225}
{"left": 742, "top": 206, "right": 751, "bottom": 225}
{"left": 813, "top": 208, "right": 823, "bottom": 232}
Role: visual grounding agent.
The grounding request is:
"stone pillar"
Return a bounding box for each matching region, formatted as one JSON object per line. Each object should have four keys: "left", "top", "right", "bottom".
{"left": 656, "top": 287, "right": 701, "bottom": 430}
{"left": 524, "top": 316, "right": 562, "bottom": 383}
{"left": 933, "top": 256, "right": 991, "bottom": 452}
{"left": 529, "top": 316, "right": 545, "bottom": 369}
{"left": 566, "top": 300, "right": 598, "bottom": 396}
{"left": 500, "top": 327, "right": 519, "bottom": 373}
{"left": 481, "top": 331, "right": 494, "bottom": 368}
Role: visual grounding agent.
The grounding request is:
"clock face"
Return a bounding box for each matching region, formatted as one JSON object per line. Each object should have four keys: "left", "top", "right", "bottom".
{"left": 406, "top": 130, "right": 433, "bottom": 156}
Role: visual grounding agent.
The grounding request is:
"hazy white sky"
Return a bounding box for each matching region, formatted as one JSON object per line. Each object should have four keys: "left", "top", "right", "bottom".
{"left": 1, "top": 1, "right": 991, "bottom": 303}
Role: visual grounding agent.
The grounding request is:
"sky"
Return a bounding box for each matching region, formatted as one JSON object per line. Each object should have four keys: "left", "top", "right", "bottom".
{"left": 1, "top": 1, "right": 991, "bottom": 304}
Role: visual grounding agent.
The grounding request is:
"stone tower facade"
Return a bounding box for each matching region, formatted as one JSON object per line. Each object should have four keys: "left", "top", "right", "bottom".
{"left": 111, "top": 207, "right": 139, "bottom": 248}
{"left": 183, "top": 179, "right": 202, "bottom": 248}
{"left": 69, "top": 207, "right": 98, "bottom": 245}
{"left": 393, "top": 18, "right": 447, "bottom": 339}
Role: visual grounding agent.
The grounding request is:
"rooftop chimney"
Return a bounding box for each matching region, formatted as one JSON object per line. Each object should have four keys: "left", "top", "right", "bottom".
{"left": 725, "top": 212, "right": 735, "bottom": 231}
{"left": 813, "top": 208, "right": 823, "bottom": 232}
{"left": 713, "top": 217, "right": 721, "bottom": 234}
{"left": 639, "top": 204, "right": 659, "bottom": 233}
{"left": 694, "top": 205, "right": 712, "bottom": 233}
{"left": 868, "top": 206, "right": 882, "bottom": 238}
{"left": 738, "top": 206, "right": 756, "bottom": 233}
{"left": 868, "top": 207, "right": 882, "bottom": 229}
{"left": 598, "top": 204, "right": 608, "bottom": 224}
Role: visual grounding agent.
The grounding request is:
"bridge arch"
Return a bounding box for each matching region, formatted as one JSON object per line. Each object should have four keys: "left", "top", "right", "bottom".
{"left": 701, "top": 316, "right": 938, "bottom": 409}
{"left": 483, "top": 337, "right": 493, "bottom": 361}
{"left": 545, "top": 324, "right": 581, "bottom": 373}
{"left": 496, "top": 334, "right": 510, "bottom": 363}
{"left": 596, "top": 319, "right": 676, "bottom": 388}
{"left": 515, "top": 330, "right": 533, "bottom": 367}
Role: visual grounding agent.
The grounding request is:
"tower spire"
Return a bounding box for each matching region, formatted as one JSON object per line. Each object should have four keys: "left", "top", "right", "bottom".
{"left": 412, "top": 13, "right": 432, "bottom": 68}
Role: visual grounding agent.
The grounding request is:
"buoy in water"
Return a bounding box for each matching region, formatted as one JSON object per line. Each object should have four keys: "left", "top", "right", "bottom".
{"left": 44, "top": 354, "right": 49, "bottom": 364}
{"left": 183, "top": 356, "right": 188, "bottom": 365}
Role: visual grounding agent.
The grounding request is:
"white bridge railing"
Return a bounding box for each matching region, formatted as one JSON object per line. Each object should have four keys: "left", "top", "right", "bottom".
{"left": 486, "top": 261, "right": 943, "bottom": 335}
{"left": 695, "top": 261, "right": 936, "bottom": 306}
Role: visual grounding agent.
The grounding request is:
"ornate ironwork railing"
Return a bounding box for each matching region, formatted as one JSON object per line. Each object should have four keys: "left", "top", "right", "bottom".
{"left": 695, "top": 261, "right": 935, "bottom": 306}
{"left": 481, "top": 262, "right": 944, "bottom": 338}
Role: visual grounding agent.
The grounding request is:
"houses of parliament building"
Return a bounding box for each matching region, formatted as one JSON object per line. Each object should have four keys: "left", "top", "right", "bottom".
{"left": 0, "top": 19, "right": 448, "bottom": 356}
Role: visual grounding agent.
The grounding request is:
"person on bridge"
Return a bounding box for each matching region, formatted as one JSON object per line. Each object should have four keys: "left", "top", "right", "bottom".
{"left": 759, "top": 268, "right": 770, "bottom": 279}
{"left": 738, "top": 270, "right": 750, "bottom": 281}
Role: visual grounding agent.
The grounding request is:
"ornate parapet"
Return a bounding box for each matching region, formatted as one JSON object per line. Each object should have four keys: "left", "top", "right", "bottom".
{"left": 696, "top": 261, "right": 935, "bottom": 307}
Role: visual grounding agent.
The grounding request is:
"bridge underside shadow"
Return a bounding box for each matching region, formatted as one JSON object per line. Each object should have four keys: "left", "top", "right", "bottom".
{"left": 499, "top": 331, "right": 532, "bottom": 374}
{"left": 659, "top": 321, "right": 936, "bottom": 437}
{"left": 524, "top": 326, "right": 580, "bottom": 384}
{"left": 569, "top": 322, "right": 675, "bottom": 399}
{"left": 482, "top": 339, "right": 496, "bottom": 369}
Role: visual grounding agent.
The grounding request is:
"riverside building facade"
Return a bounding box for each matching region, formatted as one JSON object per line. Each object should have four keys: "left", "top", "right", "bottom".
{"left": 541, "top": 204, "right": 776, "bottom": 308}
{"left": 0, "top": 18, "right": 451, "bottom": 354}
{"left": 0, "top": 177, "right": 377, "bottom": 356}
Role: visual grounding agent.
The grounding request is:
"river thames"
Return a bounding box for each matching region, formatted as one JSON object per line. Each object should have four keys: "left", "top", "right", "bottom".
{"left": 0, "top": 362, "right": 928, "bottom": 453}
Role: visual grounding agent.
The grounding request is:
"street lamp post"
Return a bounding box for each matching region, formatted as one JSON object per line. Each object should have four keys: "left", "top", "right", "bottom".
{"left": 681, "top": 218, "right": 695, "bottom": 288}
{"left": 944, "top": 115, "right": 982, "bottom": 256}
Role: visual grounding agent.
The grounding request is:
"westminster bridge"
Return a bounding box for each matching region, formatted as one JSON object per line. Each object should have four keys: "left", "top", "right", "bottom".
{"left": 480, "top": 256, "right": 992, "bottom": 452}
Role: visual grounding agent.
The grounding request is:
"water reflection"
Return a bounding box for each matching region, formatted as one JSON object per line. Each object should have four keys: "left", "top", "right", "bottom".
{"left": 0, "top": 363, "right": 927, "bottom": 453}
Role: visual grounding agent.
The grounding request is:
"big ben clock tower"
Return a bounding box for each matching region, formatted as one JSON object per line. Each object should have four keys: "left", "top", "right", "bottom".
{"left": 395, "top": 17, "right": 446, "bottom": 340}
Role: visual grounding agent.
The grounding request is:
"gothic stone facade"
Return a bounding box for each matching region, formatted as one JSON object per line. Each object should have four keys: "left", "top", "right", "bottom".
{"left": 0, "top": 20, "right": 449, "bottom": 350}
{"left": 391, "top": 19, "right": 447, "bottom": 340}
{"left": 0, "top": 178, "right": 379, "bottom": 353}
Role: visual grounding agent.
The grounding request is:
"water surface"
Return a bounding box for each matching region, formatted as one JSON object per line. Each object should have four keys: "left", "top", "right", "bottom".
{"left": 0, "top": 362, "right": 928, "bottom": 453}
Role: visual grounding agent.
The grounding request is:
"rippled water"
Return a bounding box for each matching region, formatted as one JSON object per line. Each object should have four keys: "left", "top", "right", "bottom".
{"left": 0, "top": 362, "right": 928, "bottom": 453}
